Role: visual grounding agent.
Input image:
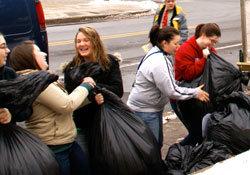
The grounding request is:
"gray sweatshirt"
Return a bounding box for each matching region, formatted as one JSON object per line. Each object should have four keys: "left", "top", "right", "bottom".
{"left": 127, "top": 46, "right": 198, "bottom": 112}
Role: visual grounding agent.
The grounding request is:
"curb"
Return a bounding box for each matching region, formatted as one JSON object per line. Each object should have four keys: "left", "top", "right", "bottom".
{"left": 45, "top": 9, "right": 152, "bottom": 25}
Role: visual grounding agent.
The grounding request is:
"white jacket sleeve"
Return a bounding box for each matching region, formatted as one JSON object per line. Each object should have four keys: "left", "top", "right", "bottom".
{"left": 36, "top": 83, "right": 90, "bottom": 114}
{"left": 150, "top": 55, "right": 198, "bottom": 100}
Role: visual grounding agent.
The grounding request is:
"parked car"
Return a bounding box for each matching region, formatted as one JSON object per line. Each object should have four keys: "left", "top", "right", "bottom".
{"left": 0, "top": 0, "right": 49, "bottom": 65}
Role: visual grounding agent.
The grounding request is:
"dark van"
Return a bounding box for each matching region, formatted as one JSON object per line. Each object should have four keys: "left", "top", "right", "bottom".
{"left": 0, "top": 0, "right": 49, "bottom": 64}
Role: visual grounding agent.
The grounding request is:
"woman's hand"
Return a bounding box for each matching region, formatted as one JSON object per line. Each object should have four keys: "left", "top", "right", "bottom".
{"left": 94, "top": 93, "right": 104, "bottom": 105}
{"left": 82, "top": 77, "right": 96, "bottom": 88}
{"left": 197, "top": 85, "right": 210, "bottom": 103}
{"left": 0, "top": 108, "right": 11, "bottom": 124}
{"left": 202, "top": 47, "right": 210, "bottom": 58}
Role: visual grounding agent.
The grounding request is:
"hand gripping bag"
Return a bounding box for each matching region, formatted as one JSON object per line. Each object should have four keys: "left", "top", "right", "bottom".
{"left": 0, "top": 71, "right": 58, "bottom": 115}
{"left": 0, "top": 71, "right": 59, "bottom": 174}
{"left": 64, "top": 61, "right": 104, "bottom": 93}
{"left": 176, "top": 52, "right": 249, "bottom": 144}
{"left": 89, "top": 87, "right": 163, "bottom": 175}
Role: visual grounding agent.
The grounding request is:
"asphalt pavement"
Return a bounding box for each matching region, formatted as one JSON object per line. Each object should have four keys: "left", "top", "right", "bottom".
{"left": 41, "top": 0, "right": 188, "bottom": 159}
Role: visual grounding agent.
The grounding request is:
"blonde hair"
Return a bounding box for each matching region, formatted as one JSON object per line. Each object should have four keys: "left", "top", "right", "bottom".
{"left": 72, "top": 26, "right": 110, "bottom": 70}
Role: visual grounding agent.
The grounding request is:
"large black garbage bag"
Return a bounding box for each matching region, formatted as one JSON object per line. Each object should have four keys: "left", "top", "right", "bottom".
{"left": 64, "top": 61, "right": 105, "bottom": 93}
{"left": 0, "top": 123, "right": 59, "bottom": 174}
{"left": 176, "top": 52, "right": 249, "bottom": 144}
{"left": 164, "top": 141, "right": 232, "bottom": 174}
{"left": 0, "top": 71, "right": 58, "bottom": 115}
{"left": 89, "top": 87, "right": 163, "bottom": 175}
{"left": 206, "top": 91, "right": 250, "bottom": 154}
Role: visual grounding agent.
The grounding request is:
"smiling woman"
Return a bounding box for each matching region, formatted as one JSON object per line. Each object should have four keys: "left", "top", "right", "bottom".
{"left": 0, "top": 33, "right": 12, "bottom": 125}
{"left": 0, "top": 34, "right": 10, "bottom": 68}
{"left": 0, "top": 32, "right": 33, "bottom": 124}
{"left": 63, "top": 26, "right": 124, "bottom": 155}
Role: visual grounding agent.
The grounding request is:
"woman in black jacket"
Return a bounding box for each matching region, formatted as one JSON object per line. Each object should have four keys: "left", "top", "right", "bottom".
{"left": 0, "top": 32, "right": 32, "bottom": 123}
{"left": 64, "top": 26, "right": 124, "bottom": 155}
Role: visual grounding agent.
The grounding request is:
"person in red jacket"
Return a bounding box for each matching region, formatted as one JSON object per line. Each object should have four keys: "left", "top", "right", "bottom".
{"left": 173, "top": 23, "right": 221, "bottom": 145}
{"left": 175, "top": 23, "right": 221, "bottom": 81}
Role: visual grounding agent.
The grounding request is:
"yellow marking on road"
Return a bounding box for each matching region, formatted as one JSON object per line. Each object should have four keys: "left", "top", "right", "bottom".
{"left": 49, "top": 26, "right": 196, "bottom": 47}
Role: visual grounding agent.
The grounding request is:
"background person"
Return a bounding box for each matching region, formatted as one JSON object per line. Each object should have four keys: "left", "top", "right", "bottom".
{"left": 173, "top": 23, "right": 221, "bottom": 145}
{"left": 127, "top": 24, "right": 209, "bottom": 149}
{"left": 142, "top": 0, "right": 188, "bottom": 53}
{"left": 9, "top": 40, "right": 104, "bottom": 175}
{"left": 153, "top": 0, "right": 188, "bottom": 44}
{"left": 64, "top": 26, "right": 124, "bottom": 155}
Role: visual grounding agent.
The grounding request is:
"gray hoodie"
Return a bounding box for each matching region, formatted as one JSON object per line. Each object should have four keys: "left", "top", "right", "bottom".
{"left": 127, "top": 46, "right": 198, "bottom": 112}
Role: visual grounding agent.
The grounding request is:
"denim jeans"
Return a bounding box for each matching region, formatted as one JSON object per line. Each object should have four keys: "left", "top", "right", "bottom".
{"left": 135, "top": 111, "right": 163, "bottom": 148}
{"left": 54, "top": 141, "right": 90, "bottom": 175}
{"left": 170, "top": 101, "right": 184, "bottom": 123}
{"left": 202, "top": 113, "right": 211, "bottom": 138}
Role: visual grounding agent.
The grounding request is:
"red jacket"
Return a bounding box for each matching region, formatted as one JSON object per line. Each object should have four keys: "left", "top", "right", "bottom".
{"left": 175, "top": 36, "right": 216, "bottom": 81}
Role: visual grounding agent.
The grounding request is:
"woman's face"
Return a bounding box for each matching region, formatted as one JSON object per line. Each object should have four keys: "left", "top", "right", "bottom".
{"left": 0, "top": 35, "right": 10, "bottom": 67}
{"left": 162, "top": 35, "right": 180, "bottom": 55}
{"left": 76, "top": 32, "right": 93, "bottom": 58}
{"left": 199, "top": 34, "right": 219, "bottom": 49}
{"left": 33, "top": 44, "right": 48, "bottom": 70}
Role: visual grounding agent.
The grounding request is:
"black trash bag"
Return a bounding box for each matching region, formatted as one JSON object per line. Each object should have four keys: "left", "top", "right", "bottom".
{"left": 164, "top": 141, "right": 232, "bottom": 174}
{"left": 0, "top": 71, "right": 58, "bottom": 115}
{"left": 0, "top": 123, "right": 59, "bottom": 175}
{"left": 206, "top": 91, "right": 250, "bottom": 154}
{"left": 176, "top": 52, "right": 249, "bottom": 144}
{"left": 64, "top": 61, "right": 105, "bottom": 93}
{"left": 89, "top": 87, "right": 163, "bottom": 175}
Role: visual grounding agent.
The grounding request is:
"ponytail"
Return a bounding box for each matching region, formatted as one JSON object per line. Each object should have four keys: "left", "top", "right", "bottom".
{"left": 149, "top": 24, "right": 160, "bottom": 46}
{"left": 149, "top": 24, "right": 180, "bottom": 49}
{"left": 195, "top": 23, "right": 221, "bottom": 38}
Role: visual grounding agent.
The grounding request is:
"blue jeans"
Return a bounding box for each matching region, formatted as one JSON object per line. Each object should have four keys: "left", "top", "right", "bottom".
{"left": 170, "top": 101, "right": 183, "bottom": 123}
{"left": 202, "top": 113, "right": 211, "bottom": 138}
{"left": 54, "top": 141, "right": 90, "bottom": 175}
{"left": 135, "top": 111, "right": 163, "bottom": 148}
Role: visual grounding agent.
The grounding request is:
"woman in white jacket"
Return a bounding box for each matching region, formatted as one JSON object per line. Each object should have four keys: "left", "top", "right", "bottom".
{"left": 127, "top": 24, "right": 209, "bottom": 149}
{"left": 9, "top": 40, "right": 104, "bottom": 175}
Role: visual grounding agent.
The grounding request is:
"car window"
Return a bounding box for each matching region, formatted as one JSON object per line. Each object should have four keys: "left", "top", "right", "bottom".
{"left": 0, "top": 0, "right": 32, "bottom": 35}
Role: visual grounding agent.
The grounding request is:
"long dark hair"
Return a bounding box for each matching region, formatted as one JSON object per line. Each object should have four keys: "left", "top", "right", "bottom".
{"left": 194, "top": 23, "right": 221, "bottom": 38}
{"left": 149, "top": 24, "right": 180, "bottom": 49}
{"left": 9, "top": 40, "right": 41, "bottom": 71}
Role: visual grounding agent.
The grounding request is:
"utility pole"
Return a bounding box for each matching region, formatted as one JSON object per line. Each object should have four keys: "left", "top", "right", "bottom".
{"left": 240, "top": 0, "right": 250, "bottom": 62}
{"left": 238, "top": 0, "right": 250, "bottom": 71}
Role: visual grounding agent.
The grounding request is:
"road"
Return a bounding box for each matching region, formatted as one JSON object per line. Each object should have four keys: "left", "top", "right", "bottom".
{"left": 47, "top": 0, "right": 242, "bottom": 104}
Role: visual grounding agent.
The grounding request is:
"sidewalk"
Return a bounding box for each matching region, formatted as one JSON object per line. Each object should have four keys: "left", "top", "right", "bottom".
{"left": 41, "top": 0, "right": 156, "bottom": 25}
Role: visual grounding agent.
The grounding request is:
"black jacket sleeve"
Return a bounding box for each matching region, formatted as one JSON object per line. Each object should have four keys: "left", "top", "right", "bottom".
{"left": 64, "top": 61, "right": 77, "bottom": 94}
{"left": 10, "top": 107, "right": 33, "bottom": 123}
{"left": 96, "top": 54, "right": 124, "bottom": 98}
